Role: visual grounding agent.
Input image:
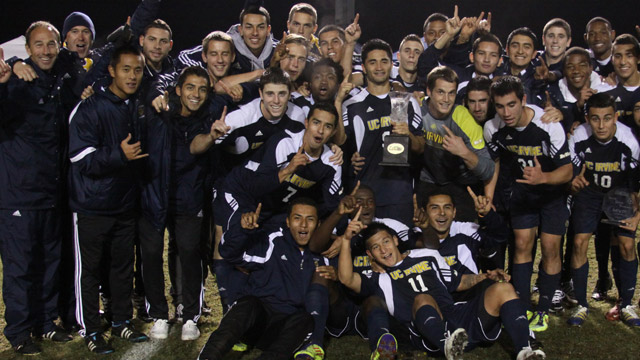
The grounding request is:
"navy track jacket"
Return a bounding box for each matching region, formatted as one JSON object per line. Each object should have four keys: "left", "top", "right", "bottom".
{"left": 68, "top": 85, "right": 140, "bottom": 215}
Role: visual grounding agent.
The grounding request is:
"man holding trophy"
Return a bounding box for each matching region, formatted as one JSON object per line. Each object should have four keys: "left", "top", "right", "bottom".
{"left": 342, "top": 39, "right": 424, "bottom": 224}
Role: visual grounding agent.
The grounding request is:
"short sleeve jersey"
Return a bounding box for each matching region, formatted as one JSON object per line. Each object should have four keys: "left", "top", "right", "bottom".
{"left": 342, "top": 89, "right": 423, "bottom": 206}
{"left": 484, "top": 105, "right": 572, "bottom": 193}
{"left": 215, "top": 98, "right": 306, "bottom": 171}
{"left": 569, "top": 122, "right": 640, "bottom": 193}
{"left": 359, "top": 249, "right": 459, "bottom": 326}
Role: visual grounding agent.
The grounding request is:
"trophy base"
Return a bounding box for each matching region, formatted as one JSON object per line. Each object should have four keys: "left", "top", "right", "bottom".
{"left": 379, "top": 134, "right": 410, "bottom": 167}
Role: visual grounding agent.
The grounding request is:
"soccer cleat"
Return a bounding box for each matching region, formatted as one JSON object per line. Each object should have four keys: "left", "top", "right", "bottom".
{"left": 620, "top": 305, "right": 640, "bottom": 327}
{"left": 529, "top": 311, "right": 549, "bottom": 332}
{"left": 567, "top": 305, "right": 589, "bottom": 327}
{"left": 370, "top": 333, "right": 397, "bottom": 360}
{"left": 232, "top": 342, "right": 248, "bottom": 352}
{"left": 591, "top": 277, "right": 612, "bottom": 301}
{"left": 517, "top": 347, "right": 546, "bottom": 360}
{"left": 294, "top": 343, "right": 325, "bottom": 360}
{"left": 444, "top": 328, "right": 467, "bottom": 360}
{"left": 112, "top": 321, "right": 149, "bottom": 342}
{"left": 150, "top": 319, "right": 170, "bottom": 340}
{"left": 14, "top": 338, "right": 41, "bottom": 356}
{"left": 549, "top": 289, "right": 565, "bottom": 313}
{"left": 181, "top": 320, "right": 200, "bottom": 341}
{"left": 85, "top": 332, "right": 114, "bottom": 354}
{"left": 42, "top": 326, "right": 73, "bottom": 342}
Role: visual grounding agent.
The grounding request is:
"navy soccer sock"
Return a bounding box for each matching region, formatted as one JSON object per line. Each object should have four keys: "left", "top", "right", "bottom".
{"left": 500, "top": 299, "right": 530, "bottom": 351}
{"left": 571, "top": 262, "right": 589, "bottom": 307}
{"left": 536, "top": 268, "right": 560, "bottom": 312}
{"left": 619, "top": 258, "right": 638, "bottom": 307}
{"left": 414, "top": 305, "right": 446, "bottom": 351}
{"left": 511, "top": 262, "right": 533, "bottom": 309}
{"left": 366, "top": 304, "right": 391, "bottom": 351}
{"left": 306, "top": 283, "right": 329, "bottom": 346}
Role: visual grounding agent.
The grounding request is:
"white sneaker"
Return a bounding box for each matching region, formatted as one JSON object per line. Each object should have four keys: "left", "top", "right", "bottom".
{"left": 444, "top": 328, "right": 467, "bottom": 360}
{"left": 149, "top": 319, "right": 170, "bottom": 340}
{"left": 517, "top": 346, "right": 546, "bottom": 360}
{"left": 181, "top": 320, "right": 200, "bottom": 341}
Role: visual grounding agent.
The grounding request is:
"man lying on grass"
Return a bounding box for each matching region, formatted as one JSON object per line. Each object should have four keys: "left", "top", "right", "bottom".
{"left": 337, "top": 206, "right": 546, "bottom": 360}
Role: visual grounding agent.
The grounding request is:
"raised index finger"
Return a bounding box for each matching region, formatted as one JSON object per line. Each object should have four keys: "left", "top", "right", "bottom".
{"left": 353, "top": 206, "right": 363, "bottom": 222}
{"left": 0, "top": 47, "right": 4, "bottom": 61}
{"left": 350, "top": 180, "right": 361, "bottom": 196}
{"left": 255, "top": 202, "right": 262, "bottom": 218}
{"left": 453, "top": 5, "right": 459, "bottom": 19}
{"left": 219, "top": 106, "right": 228, "bottom": 123}
{"left": 352, "top": 13, "right": 360, "bottom": 25}
{"left": 466, "top": 186, "right": 478, "bottom": 201}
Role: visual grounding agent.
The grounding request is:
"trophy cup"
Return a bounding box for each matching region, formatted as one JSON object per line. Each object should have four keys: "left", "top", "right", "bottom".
{"left": 379, "top": 91, "right": 413, "bottom": 167}
{"left": 601, "top": 187, "right": 637, "bottom": 226}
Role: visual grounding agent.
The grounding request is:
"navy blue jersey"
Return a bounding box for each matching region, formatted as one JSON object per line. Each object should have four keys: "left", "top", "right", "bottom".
{"left": 342, "top": 89, "right": 423, "bottom": 206}
{"left": 569, "top": 122, "right": 640, "bottom": 193}
{"left": 545, "top": 71, "right": 611, "bottom": 133}
{"left": 359, "top": 249, "right": 459, "bottom": 326}
{"left": 225, "top": 129, "right": 342, "bottom": 219}
{"left": 215, "top": 98, "right": 306, "bottom": 173}
{"left": 602, "top": 84, "right": 640, "bottom": 133}
{"left": 589, "top": 52, "right": 614, "bottom": 77}
{"left": 335, "top": 217, "right": 415, "bottom": 276}
{"left": 390, "top": 66, "right": 425, "bottom": 93}
{"left": 484, "top": 105, "right": 572, "bottom": 194}
{"left": 500, "top": 60, "right": 545, "bottom": 106}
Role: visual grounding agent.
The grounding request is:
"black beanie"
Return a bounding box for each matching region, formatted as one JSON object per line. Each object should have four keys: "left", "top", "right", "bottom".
{"left": 62, "top": 12, "right": 95, "bottom": 41}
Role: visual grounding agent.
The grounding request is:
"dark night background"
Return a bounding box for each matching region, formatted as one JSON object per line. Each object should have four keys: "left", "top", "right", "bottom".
{"left": 1, "top": 1, "right": 639, "bottom": 53}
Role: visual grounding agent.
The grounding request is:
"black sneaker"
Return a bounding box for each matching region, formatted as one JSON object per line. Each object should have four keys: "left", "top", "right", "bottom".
{"left": 85, "top": 332, "right": 114, "bottom": 354}
{"left": 42, "top": 326, "right": 73, "bottom": 342}
{"left": 14, "top": 338, "right": 41, "bottom": 356}
{"left": 112, "top": 321, "right": 149, "bottom": 343}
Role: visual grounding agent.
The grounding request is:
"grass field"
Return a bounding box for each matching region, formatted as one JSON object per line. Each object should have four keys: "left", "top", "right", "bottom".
{"left": 1, "top": 239, "right": 639, "bottom": 360}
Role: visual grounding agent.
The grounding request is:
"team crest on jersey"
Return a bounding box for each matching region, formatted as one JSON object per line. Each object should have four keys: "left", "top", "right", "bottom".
{"left": 430, "top": 123, "right": 437, "bottom": 130}
{"left": 444, "top": 255, "right": 457, "bottom": 266}
{"left": 367, "top": 116, "right": 392, "bottom": 131}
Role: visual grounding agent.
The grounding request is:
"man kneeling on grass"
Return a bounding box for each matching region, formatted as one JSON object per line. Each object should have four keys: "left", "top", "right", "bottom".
{"left": 337, "top": 212, "right": 546, "bottom": 360}
{"left": 198, "top": 198, "right": 328, "bottom": 360}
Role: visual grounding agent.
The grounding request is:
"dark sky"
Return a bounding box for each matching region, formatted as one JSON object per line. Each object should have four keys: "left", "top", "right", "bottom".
{"left": 2, "top": 0, "right": 639, "bottom": 54}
